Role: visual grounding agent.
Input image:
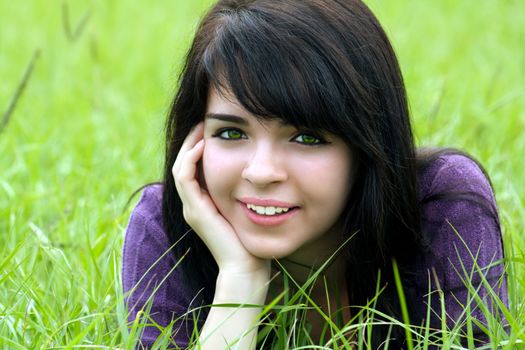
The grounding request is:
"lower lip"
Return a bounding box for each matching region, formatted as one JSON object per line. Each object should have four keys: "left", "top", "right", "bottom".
{"left": 240, "top": 202, "right": 298, "bottom": 227}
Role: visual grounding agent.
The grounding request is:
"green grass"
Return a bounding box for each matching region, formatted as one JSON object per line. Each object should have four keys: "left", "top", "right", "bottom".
{"left": 1, "top": 0, "right": 523, "bottom": 348}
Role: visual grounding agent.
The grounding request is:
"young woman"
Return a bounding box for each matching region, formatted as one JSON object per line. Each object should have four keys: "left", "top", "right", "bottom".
{"left": 122, "top": 0, "right": 508, "bottom": 348}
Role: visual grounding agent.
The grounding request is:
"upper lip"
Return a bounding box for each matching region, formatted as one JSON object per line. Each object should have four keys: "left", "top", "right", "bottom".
{"left": 238, "top": 197, "right": 297, "bottom": 208}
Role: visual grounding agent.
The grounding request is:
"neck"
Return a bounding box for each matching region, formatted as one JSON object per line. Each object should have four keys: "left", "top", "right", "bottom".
{"left": 276, "top": 251, "right": 346, "bottom": 286}
{"left": 266, "top": 223, "right": 353, "bottom": 341}
{"left": 269, "top": 253, "right": 351, "bottom": 343}
{"left": 278, "top": 220, "right": 349, "bottom": 284}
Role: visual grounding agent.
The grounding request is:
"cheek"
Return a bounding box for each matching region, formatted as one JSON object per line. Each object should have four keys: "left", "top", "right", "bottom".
{"left": 326, "top": 158, "right": 353, "bottom": 199}
{"left": 202, "top": 143, "right": 242, "bottom": 200}
{"left": 325, "top": 159, "right": 353, "bottom": 208}
{"left": 294, "top": 151, "right": 353, "bottom": 209}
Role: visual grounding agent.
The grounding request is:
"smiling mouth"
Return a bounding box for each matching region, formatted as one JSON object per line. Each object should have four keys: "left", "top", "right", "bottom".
{"left": 246, "top": 203, "right": 294, "bottom": 216}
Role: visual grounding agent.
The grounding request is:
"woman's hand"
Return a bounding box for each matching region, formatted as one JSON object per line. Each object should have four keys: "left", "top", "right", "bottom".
{"left": 172, "top": 122, "right": 269, "bottom": 276}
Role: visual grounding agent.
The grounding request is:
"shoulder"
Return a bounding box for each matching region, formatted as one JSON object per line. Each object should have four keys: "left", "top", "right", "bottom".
{"left": 122, "top": 184, "right": 168, "bottom": 272}
{"left": 122, "top": 184, "right": 173, "bottom": 291}
{"left": 416, "top": 152, "right": 502, "bottom": 274}
{"left": 417, "top": 152, "right": 501, "bottom": 244}
{"left": 410, "top": 152, "right": 507, "bottom": 331}
{"left": 127, "top": 184, "right": 164, "bottom": 231}
{"left": 122, "top": 184, "right": 194, "bottom": 347}
{"left": 417, "top": 152, "right": 496, "bottom": 209}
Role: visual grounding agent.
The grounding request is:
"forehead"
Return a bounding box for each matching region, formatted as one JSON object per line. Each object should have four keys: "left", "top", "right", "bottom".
{"left": 206, "top": 87, "right": 245, "bottom": 114}
{"left": 206, "top": 86, "right": 289, "bottom": 127}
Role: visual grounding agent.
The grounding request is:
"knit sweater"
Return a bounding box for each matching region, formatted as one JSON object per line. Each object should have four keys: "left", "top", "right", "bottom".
{"left": 122, "top": 153, "right": 507, "bottom": 348}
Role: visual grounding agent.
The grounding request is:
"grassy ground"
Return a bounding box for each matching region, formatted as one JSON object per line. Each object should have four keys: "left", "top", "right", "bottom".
{"left": 1, "top": 0, "right": 523, "bottom": 348}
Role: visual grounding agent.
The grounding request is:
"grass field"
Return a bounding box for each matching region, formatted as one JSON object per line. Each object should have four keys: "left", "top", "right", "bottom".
{"left": 1, "top": 0, "right": 524, "bottom": 348}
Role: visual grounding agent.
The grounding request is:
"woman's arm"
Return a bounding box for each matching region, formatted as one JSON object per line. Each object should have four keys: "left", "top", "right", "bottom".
{"left": 199, "top": 269, "right": 269, "bottom": 349}
{"left": 173, "top": 123, "right": 271, "bottom": 349}
{"left": 122, "top": 185, "right": 193, "bottom": 348}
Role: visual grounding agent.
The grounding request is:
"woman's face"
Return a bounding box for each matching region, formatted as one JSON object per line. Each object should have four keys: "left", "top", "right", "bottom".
{"left": 202, "top": 87, "right": 354, "bottom": 262}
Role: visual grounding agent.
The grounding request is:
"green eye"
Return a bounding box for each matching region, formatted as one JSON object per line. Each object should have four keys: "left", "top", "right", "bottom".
{"left": 218, "top": 129, "right": 244, "bottom": 140}
{"left": 294, "top": 133, "right": 322, "bottom": 145}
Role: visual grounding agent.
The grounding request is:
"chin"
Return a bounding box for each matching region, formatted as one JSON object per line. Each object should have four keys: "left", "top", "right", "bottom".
{"left": 243, "top": 242, "right": 296, "bottom": 260}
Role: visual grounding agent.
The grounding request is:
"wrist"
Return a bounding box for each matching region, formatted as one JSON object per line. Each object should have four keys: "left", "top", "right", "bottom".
{"left": 218, "top": 256, "right": 270, "bottom": 275}
{"left": 214, "top": 267, "right": 270, "bottom": 305}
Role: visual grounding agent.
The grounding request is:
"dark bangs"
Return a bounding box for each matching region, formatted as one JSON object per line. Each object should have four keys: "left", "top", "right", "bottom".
{"left": 199, "top": 1, "right": 372, "bottom": 140}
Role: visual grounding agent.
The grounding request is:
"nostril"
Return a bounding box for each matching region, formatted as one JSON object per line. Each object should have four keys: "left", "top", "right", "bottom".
{"left": 241, "top": 166, "right": 287, "bottom": 186}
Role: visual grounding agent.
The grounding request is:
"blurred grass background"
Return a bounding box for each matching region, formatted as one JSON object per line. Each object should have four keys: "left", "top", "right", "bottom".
{"left": 1, "top": 0, "right": 523, "bottom": 347}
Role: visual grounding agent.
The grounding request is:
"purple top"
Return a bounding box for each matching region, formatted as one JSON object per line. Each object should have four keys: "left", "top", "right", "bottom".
{"left": 122, "top": 154, "right": 507, "bottom": 348}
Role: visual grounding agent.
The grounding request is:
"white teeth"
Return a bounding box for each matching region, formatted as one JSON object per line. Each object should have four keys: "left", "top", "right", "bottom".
{"left": 246, "top": 204, "right": 290, "bottom": 216}
{"left": 255, "top": 206, "right": 265, "bottom": 215}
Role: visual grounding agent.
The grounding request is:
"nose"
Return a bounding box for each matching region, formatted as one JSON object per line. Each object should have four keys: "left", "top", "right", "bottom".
{"left": 241, "top": 143, "right": 287, "bottom": 187}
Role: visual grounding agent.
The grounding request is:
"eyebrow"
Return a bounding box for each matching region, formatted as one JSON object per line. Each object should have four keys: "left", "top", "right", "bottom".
{"left": 205, "top": 113, "right": 295, "bottom": 128}
{"left": 205, "top": 113, "right": 249, "bottom": 125}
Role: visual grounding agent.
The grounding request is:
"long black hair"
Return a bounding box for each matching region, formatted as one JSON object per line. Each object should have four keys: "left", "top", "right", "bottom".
{"left": 163, "top": 0, "right": 421, "bottom": 346}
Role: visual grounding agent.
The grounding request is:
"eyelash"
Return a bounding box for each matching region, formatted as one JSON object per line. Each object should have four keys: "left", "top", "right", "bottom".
{"left": 293, "top": 133, "right": 327, "bottom": 145}
{"left": 213, "top": 128, "right": 247, "bottom": 140}
{"left": 212, "top": 128, "right": 328, "bottom": 146}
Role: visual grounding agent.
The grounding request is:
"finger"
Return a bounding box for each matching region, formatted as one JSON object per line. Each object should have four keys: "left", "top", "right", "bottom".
{"left": 173, "top": 123, "right": 203, "bottom": 175}
{"left": 176, "top": 139, "right": 204, "bottom": 185}
{"left": 174, "top": 141, "right": 206, "bottom": 206}
{"left": 172, "top": 122, "right": 204, "bottom": 176}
